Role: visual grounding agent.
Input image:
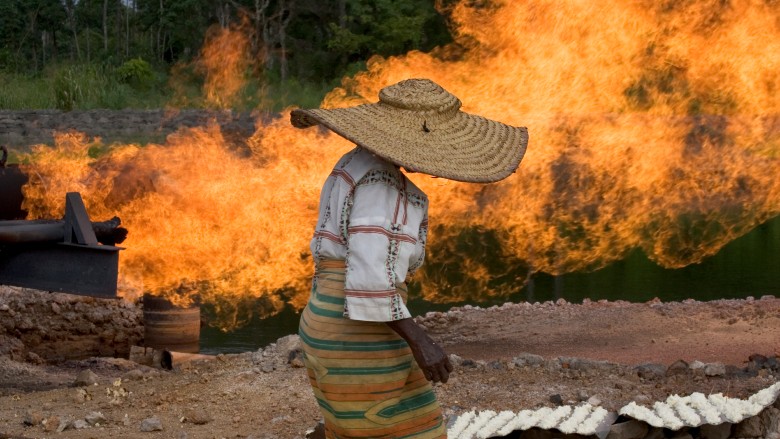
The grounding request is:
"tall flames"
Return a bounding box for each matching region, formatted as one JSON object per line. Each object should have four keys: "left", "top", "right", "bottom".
{"left": 19, "top": 1, "right": 780, "bottom": 329}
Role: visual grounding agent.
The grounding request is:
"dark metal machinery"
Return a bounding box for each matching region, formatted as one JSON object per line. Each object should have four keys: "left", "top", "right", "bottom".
{"left": 0, "top": 191, "right": 124, "bottom": 298}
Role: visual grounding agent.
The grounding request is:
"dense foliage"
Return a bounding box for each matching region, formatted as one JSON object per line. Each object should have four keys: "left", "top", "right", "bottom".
{"left": 0, "top": 0, "right": 453, "bottom": 110}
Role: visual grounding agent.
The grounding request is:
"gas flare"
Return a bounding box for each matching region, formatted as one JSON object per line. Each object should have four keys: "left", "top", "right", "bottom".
{"left": 19, "top": 1, "right": 780, "bottom": 329}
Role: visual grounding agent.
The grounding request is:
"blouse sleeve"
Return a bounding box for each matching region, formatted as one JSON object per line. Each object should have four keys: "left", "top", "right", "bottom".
{"left": 342, "top": 173, "right": 415, "bottom": 322}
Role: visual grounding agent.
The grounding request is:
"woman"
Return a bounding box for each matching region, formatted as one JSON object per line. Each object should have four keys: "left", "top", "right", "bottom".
{"left": 291, "top": 78, "right": 528, "bottom": 438}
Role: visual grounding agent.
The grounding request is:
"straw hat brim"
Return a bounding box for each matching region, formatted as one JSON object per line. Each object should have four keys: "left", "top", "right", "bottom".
{"left": 291, "top": 103, "right": 528, "bottom": 183}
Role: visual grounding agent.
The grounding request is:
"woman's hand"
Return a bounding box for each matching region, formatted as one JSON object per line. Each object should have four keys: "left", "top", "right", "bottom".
{"left": 386, "top": 318, "right": 453, "bottom": 383}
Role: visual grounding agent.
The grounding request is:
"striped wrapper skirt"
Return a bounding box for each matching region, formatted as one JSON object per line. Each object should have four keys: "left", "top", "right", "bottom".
{"left": 298, "top": 260, "right": 446, "bottom": 439}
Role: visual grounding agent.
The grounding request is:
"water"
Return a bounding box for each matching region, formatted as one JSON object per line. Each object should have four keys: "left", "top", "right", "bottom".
{"left": 200, "top": 215, "right": 780, "bottom": 354}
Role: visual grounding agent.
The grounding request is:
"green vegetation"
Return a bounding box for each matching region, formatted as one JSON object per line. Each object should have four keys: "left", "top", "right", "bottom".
{"left": 0, "top": 0, "right": 453, "bottom": 111}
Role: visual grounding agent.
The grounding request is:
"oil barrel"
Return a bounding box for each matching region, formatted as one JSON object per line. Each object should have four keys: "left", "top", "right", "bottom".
{"left": 142, "top": 294, "right": 201, "bottom": 353}
{"left": 0, "top": 164, "right": 28, "bottom": 220}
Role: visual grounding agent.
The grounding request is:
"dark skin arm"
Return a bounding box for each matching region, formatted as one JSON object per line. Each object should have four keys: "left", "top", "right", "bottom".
{"left": 386, "top": 318, "right": 453, "bottom": 383}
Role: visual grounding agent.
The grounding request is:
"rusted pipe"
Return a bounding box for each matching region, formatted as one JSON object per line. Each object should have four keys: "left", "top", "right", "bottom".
{"left": 129, "top": 345, "right": 213, "bottom": 370}
{"left": 0, "top": 217, "right": 127, "bottom": 245}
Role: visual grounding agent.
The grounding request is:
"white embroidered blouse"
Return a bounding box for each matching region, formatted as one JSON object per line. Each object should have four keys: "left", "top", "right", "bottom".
{"left": 310, "top": 147, "right": 429, "bottom": 322}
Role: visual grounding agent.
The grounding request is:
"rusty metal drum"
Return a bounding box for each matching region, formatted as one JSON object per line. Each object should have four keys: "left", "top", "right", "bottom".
{"left": 0, "top": 162, "right": 28, "bottom": 220}
{"left": 142, "top": 294, "right": 201, "bottom": 353}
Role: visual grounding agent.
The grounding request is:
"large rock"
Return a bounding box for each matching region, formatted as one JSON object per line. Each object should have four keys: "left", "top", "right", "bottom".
{"left": 634, "top": 363, "right": 667, "bottom": 380}
{"left": 513, "top": 353, "right": 545, "bottom": 367}
{"left": 139, "top": 417, "right": 163, "bottom": 432}
{"left": 699, "top": 422, "right": 732, "bottom": 439}
{"left": 74, "top": 369, "right": 99, "bottom": 386}
{"left": 703, "top": 362, "right": 726, "bottom": 377}
{"left": 183, "top": 408, "right": 213, "bottom": 425}
{"left": 275, "top": 334, "right": 301, "bottom": 357}
{"left": 733, "top": 407, "right": 780, "bottom": 438}
{"left": 605, "top": 420, "right": 649, "bottom": 439}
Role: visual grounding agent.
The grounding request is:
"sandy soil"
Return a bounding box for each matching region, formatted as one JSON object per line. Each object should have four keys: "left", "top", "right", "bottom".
{"left": 0, "top": 296, "right": 779, "bottom": 439}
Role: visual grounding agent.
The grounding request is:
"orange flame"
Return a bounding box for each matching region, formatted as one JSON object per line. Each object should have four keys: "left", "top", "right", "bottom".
{"left": 20, "top": 1, "right": 780, "bottom": 328}
{"left": 200, "top": 24, "right": 253, "bottom": 109}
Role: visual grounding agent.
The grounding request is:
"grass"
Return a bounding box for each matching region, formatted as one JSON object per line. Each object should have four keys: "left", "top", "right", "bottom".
{"left": 0, "top": 63, "right": 334, "bottom": 112}
{"left": 0, "top": 74, "right": 55, "bottom": 109}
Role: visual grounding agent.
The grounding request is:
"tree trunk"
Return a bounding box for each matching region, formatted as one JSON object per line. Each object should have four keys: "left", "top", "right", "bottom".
{"left": 157, "top": 0, "right": 164, "bottom": 61}
{"left": 103, "top": 0, "right": 109, "bottom": 52}
{"left": 125, "top": 0, "right": 131, "bottom": 57}
{"left": 64, "top": 0, "right": 81, "bottom": 61}
{"left": 338, "top": 0, "right": 347, "bottom": 66}
{"left": 51, "top": 28, "right": 59, "bottom": 60}
{"left": 254, "top": 0, "right": 272, "bottom": 69}
{"left": 217, "top": 2, "right": 229, "bottom": 28}
{"left": 41, "top": 31, "right": 47, "bottom": 66}
{"left": 278, "top": 0, "right": 293, "bottom": 81}
{"left": 338, "top": 0, "right": 346, "bottom": 29}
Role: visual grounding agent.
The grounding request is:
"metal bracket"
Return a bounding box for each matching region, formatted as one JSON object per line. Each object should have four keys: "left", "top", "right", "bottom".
{"left": 63, "top": 192, "right": 98, "bottom": 245}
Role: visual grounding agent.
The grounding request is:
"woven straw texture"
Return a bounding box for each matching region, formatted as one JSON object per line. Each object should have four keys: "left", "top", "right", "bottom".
{"left": 291, "top": 79, "right": 528, "bottom": 183}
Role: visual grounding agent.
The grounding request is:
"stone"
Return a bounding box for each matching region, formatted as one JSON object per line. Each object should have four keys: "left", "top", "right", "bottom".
{"left": 26, "top": 352, "right": 43, "bottom": 364}
{"left": 587, "top": 396, "right": 602, "bottom": 406}
{"left": 288, "top": 348, "right": 306, "bottom": 368}
{"left": 689, "top": 360, "right": 706, "bottom": 371}
{"left": 22, "top": 410, "right": 44, "bottom": 426}
{"left": 85, "top": 411, "right": 106, "bottom": 426}
{"left": 513, "top": 353, "right": 545, "bottom": 367}
{"left": 699, "top": 422, "right": 732, "bottom": 439}
{"left": 461, "top": 359, "right": 477, "bottom": 368}
{"left": 123, "top": 369, "right": 146, "bottom": 381}
{"left": 634, "top": 363, "right": 667, "bottom": 380}
{"left": 605, "top": 420, "right": 649, "bottom": 439}
{"left": 549, "top": 394, "right": 564, "bottom": 405}
{"left": 42, "top": 416, "right": 60, "bottom": 432}
{"left": 517, "top": 427, "right": 554, "bottom": 439}
{"left": 704, "top": 362, "right": 726, "bottom": 377}
{"left": 73, "top": 388, "right": 92, "bottom": 403}
{"left": 642, "top": 427, "right": 665, "bottom": 439}
{"left": 733, "top": 414, "right": 763, "bottom": 438}
{"left": 183, "top": 408, "right": 213, "bottom": 425}
{"left": 666, "top": 359, "right": 689, "bottom": 376}
{"left": 488, "top": 360, "right": 503, "bottom": 370}
{"left": 763, "top": 407, "right": 780, "bottom": 436}
{"left": 57, "top": 418, "right": 70, "bottom": 432}
{"left": 632, "top": 394, "right": 652, "bottom": 405}
{"left": 276, "top": 334, "right": 302, "bottom": 357}
{"left": 140, "top": 417, "right": 163, "bottom": 432}
{"left": 74, "top": 369, "right": 99, "bottom": 386}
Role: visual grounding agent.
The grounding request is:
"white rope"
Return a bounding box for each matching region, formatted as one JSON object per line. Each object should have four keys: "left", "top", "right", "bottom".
{"left": 447, "top": 381, "right": 780, "bottom": 439}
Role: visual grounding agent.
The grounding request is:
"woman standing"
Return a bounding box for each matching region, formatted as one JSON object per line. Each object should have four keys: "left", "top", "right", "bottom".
{"left": 291, "top": 78, "right": 528, "bottom": 438}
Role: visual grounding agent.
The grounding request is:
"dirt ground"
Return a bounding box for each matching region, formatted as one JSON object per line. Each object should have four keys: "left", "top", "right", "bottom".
{"left": 1, "top": 296, "right": 779, "bottom": 439}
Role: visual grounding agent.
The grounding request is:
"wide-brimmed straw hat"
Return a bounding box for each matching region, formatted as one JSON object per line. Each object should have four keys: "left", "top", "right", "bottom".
{"left": 290, "top": 78, "right": 528, "bottom": 183}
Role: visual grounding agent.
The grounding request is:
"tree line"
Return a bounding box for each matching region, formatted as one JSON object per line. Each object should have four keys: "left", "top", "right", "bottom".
{"left": 0, "top": 0, "right": 453, "bottom": 85}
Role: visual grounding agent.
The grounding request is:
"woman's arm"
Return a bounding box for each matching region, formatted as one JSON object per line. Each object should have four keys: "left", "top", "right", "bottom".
{"left": 386, "top": 318, "right": 453, "bottom": 383}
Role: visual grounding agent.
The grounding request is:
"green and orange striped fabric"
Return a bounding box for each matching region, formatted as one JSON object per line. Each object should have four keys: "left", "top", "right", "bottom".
{"left": 299, "top": 260, "right": 446, "bottom": 439}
